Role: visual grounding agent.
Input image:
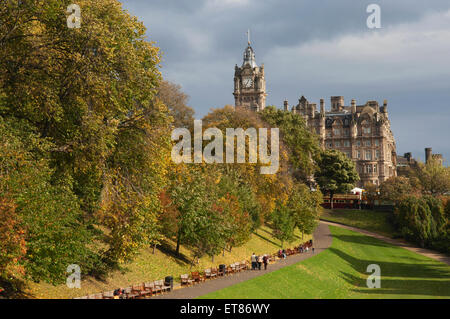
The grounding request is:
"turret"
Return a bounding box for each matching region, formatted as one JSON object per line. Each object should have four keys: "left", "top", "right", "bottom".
{"left": 284, "top": 100, "right": 289, "bottom": 111}
{"left": 320, "top": 99, "right": 325, "bottom": 117}
{"left": 425, "top": 148, "right": 432, "bottom": 164}
{"left": 331, "top": 96, "right": 344, "bottom": 112}
{"left": 351, "top": 99, "right": 356, "bottom": 114}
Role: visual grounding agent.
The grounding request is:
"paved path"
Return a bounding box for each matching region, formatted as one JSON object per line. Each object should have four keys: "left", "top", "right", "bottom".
{"left": 322, "top": 220, "right": 450, "bottom": 266}
{"left": 153, "top": 222, "right": 333, "bottom": 299}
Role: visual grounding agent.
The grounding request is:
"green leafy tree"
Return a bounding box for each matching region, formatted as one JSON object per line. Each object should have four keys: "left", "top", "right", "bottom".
{"left": 395, "top": 196, "right": 446, "bottom": 248}
{"left": 0, "top": 118, "right": 94, "bottom": 285}
{"left": 0, "top": 0, "right": 172, "bottom": 267}
{"left": 315, "top": 150, "right": 359, "bottom": 209}
{"left": 288, "top": 183, "right": 323, "bottom": 239}
{"left": 379, "top": 176, "right": 415, "bottom": 205}
{"left": 260, "top": 106, "right": 321, "bottom": 181}
{"left": 271, "top": 203, "right": 296, "bottom": 248}
{"left": 411, "top": 159, "right": 450, "bottom": 196}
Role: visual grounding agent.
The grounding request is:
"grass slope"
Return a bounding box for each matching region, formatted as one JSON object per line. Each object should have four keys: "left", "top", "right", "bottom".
{"left": 200, "top": 226, "right": 450, "bottom": 299}
{"left": 320, "top": 209, "right": 396, "bottom": 237}
{"left": 26, "top": 225, "right": 310, "bottom": 299}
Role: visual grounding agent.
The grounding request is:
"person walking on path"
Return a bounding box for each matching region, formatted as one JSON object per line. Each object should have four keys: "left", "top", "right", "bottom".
{"left": 263, "top": 255, "right": 268, "bottom": 270}
{"left": 257, "top": 255, "right": 263, "bottom": 270}
{"left": 251, "top": 253, "right": 257, "bottom": 270}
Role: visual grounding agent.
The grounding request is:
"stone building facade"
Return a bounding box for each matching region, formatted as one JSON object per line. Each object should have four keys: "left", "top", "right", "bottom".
{"left": 288, "top": 96, "right": 398, "bottom": 187}
{"left": 233, "top": 39, "right": 398, "bottom": 187}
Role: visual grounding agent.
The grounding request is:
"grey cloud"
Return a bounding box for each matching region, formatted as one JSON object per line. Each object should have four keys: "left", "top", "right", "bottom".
{"left": 120, "top": 0, "right": 450, "bottom": 161}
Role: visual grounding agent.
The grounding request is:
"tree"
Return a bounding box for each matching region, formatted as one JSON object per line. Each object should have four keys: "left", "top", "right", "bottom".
{"left": 0, "top": 197, "right": 26, "bottom": 282}
{"left": 394, "top": 196, "right": 446, "bottom": 248}
{"left": 0, "top": 118, "right": 94, "bottom": 285}
{"left": 379, "top": 176, "right": 415, "bottom": 205}
{"left": 271, "top": 204, "right": 296, "bottom": 248}
{"left": 0, "top": 0, "right": 172, "bottom": 279}
{"left": 288, "top": 183, "right": 323, "bottom": 238}
{"left": 260, "top": 106, "right": 321, "bottom": 181}
{"left": 157, "top": 80, "right": 195, "bottom": 129}
{"left": 315, "top": 150, "right": 359, "bottom": 209}
{"left": 364, "top": 182, "right": 378, "bottom": 210}
{"left": 411, "top": 159, "right": 450, "bottom": 196}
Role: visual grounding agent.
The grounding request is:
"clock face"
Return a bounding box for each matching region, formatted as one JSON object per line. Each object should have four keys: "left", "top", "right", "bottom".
{"left": 243, "top": 77, "right": 253, "bottom": 88}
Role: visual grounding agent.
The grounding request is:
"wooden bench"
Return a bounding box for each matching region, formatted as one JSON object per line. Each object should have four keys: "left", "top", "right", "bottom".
{"left": 191, "top": 272, "right": 205, "bottom": 284}
{"left": 102, "top": 291, "right": 115, "bottom": 299}
{"left": 211, "top": 267, "right": 218, "bottom": 278}
{"left": 154, "top": 279, "right": 170, "bottom": 294}
{"left": 181, "top": 274, "right": 194, "bottom": 286}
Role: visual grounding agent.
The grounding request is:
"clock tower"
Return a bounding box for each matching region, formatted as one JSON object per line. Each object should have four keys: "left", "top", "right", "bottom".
{"left": 233, "top": 33, "right": 267, "bottom": 112}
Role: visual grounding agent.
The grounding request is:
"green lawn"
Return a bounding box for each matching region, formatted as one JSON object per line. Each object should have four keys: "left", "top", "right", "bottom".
{"left": 199, "top": 226, "right": 450, "bottom": 299}
{"left": 26, "top": 225, "right": 310, "bottom": 299}
{"left": 320, "top": 209, "right": 397, "bottom": 237}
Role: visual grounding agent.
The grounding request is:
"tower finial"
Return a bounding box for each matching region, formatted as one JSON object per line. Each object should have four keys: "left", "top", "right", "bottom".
{"left": 247, "top": 29, "right": 250, "bottom": 45}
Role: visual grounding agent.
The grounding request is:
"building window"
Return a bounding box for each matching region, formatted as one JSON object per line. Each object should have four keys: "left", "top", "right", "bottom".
{"left": 365, "top": 140, "right": 371, "bottom": 147}
{"left": 326, "top": 131, "right": 331, "bottom": 138}
{"left": 374, "top": 164, "right": 378, "bottom": 173}
{"left": 375, "top": 150, "right": 380, "bottom": 159}
{"left": 365, "top": 150, "right": 372, "bottom": 160}
{"left": 357, "top": 150, "right": 361, "bottom": 159}
{"left": 375, "top": 139, "right": 379, "bottom": 146}
{"left": 335, "top": 141, "right": 340, "bottom": 147}
{"left": 327, "top": 142, "right": 332, "bottom": 148}
{"left": 333, "top": 128, "right": 340, "bottom": 136}
{"left": 363, "top": 127, "right": 371, "bottom": 134}
{"left": 356, "top": 140, "right": 361, "bottom": 147}
{"left": 344, "top": 129, "right": 350, "bottom": 137}
{"left": 344, "top": 140, "right": 350, "bottom": 147}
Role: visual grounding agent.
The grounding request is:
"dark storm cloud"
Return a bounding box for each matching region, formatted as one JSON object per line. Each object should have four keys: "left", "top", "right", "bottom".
{"left": 121, "top": 0, "right": 450, "bottom": 162}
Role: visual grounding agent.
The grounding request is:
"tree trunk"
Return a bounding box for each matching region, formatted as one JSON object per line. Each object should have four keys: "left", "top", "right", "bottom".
{"left": 152, "top": 244, "right": 156, "bottom": 254}
{"left": 176, "top": 229, "right": 182, "bottom": 255}
{"left": 330, "top": 192, "right": 334, "bottom": 210}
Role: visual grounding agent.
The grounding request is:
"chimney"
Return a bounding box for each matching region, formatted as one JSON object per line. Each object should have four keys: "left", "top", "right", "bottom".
{"left": 351, "top": 99, "right": 356, "bottom": 113}
{"left": 320, "top": 99, "right": 325, "bottom": 116}
{"left": 284, "top": 99, "right": 289, "bottom": 112}
{"left": 425, "top": 148, "right": 432, "bottom": 164}
{"left": 382, "top": 99, "right": 388, "bottom": 113}
{"left": 404, "top": 152, "right": 412, "bottom": 164}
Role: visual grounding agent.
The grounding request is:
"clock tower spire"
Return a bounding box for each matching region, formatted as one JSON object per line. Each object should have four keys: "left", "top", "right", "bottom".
{"left": 233, "top": 31, "right": 267, "bottom": 112}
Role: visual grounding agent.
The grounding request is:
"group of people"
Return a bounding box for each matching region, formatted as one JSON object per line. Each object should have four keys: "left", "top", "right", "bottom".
{"left": 251, "top": 253, "right": 269, "bottom": 270}
{"left": 278, "top": 239, "right": 315, "bottom": 259}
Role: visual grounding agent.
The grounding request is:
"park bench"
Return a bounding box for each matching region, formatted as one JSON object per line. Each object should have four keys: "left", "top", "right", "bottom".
{"left": 191, "top": 272, "right": 205, "bottom": 284}
{"left": 226, "top": 265, "right": 233, "bottom": 275}
{"left": 102, "top": 291, "right": 115, "bottom": 299}
{"left": 123, "top": 287, "right": 140, "bottom": 299}
{"left": 152, "top": 280, "right": 163, "bottom": 294}
{"left": 211, "top": 267, "right": 218, "bottom": 278}
{"left": 181, "top": 274, "right": 194, "bottom": 286}
{"left": 155, "top": 279, "right": 171, "bottom": 294}
{"left": 204, "top": 268, "right": 212, "bottom": 280}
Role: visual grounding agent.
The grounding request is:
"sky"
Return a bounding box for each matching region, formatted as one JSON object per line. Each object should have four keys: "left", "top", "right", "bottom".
{"left": 120, "top": 0, "right": 450, "bottom": 164}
